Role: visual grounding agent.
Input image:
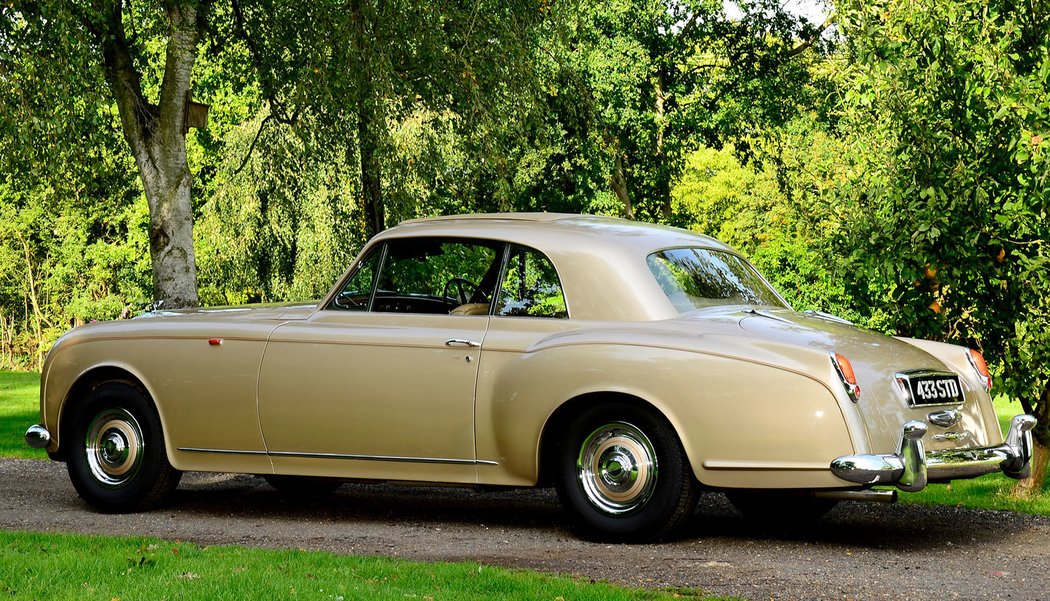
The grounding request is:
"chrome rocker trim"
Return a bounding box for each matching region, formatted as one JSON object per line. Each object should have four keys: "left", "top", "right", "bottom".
{"left": 178, "top": 446, "right": 500, "bottom": 466}
{"left": 24, "top": 424, "right": 51, "bottom": 449}
{"left": 830, "top": 414, "right": 1037, "bottom": 492}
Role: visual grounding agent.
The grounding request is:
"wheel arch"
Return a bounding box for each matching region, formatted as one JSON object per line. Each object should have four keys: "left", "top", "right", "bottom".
{"left": 54, "top": 365, "right": 161, "bottom": 460}
{"left": 537, "top": 391, "right": 693, "bottom": 487}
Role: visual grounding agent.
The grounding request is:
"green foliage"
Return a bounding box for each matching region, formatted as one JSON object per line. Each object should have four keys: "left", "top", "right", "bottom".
{"left": 670, "top": 127, "right": 864, "bottom": 322}
{"left": 0, "top": 87, "right": 151, "bottom": 368}
{"left": 834, "top": 0, "right": 1050, "bottom": 420}
{"left": 195, "top": 111, "right": 364, "bottom": 305}
{"left": 0, "top": 531, "right": 718, "bottom": 600}
{"left": 507, "top": 0, "right": 834, "bottom": 220}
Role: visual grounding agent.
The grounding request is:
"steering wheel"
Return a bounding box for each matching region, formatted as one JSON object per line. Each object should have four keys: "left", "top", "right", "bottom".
{"left": 443, "top": 277, "right": 485, "bottom": 310}
{"left": 332, "top": 290, "right": 362, "bottom": 310}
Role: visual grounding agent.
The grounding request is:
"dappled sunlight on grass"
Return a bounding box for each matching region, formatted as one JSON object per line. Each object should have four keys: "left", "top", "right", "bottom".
{"left": 0, "top": 371, "right": 44, "bottom": 460}
{"left": 0, "top": 531, "right": 724, "bottom": 600}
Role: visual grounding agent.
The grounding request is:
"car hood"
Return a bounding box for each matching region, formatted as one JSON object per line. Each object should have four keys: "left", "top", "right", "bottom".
{"left": 134, "top": 301, "right": 318, "bottom": 322}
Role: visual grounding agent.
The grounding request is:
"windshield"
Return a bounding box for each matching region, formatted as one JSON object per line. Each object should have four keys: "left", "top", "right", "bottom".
{"left": 646, "top": 248, "right": 787, "bottom": 312}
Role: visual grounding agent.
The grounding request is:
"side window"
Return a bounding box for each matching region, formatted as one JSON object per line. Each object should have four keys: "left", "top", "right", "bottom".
{"left": 495, "top": 245, "right": 567, "bottom": 318}
{"left": 327, "top": 246, "right": 381, "bottom": 311}
{"left": 372, "top": 238, "right": 502, "bottom": 314}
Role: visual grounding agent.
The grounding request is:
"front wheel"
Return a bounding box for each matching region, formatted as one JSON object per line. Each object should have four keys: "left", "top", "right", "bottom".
{"left": 66, "top": 381, "right": 181, "bottom": 512}
{"left": 554, "top": 403, "right": 698, "bottom": 542}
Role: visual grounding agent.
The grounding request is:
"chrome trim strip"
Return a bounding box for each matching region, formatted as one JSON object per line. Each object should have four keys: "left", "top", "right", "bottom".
{"left": 702, "top": 460, "right": 829, "bottom": 471}
{"left": 811, "top": 489, "right": 897, "bottom": 504}
{"left": 830, "top": 414, "right": 1036, "bottom": 491}
{"left": 801, "top": 309, "right": 854, "bottom": 325}
{"left": 178, "top": 447, "right": 498, "bottom": 466}
{"left": 268, "top": 451, "right": 499, "bottom": 465}
{"left": 178, "top": 447, "right": 268, "bottom": 455}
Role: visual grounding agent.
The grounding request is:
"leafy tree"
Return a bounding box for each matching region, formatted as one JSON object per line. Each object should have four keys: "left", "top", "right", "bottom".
{"left": 835, "top": 0, "right": 1050, "bottom": 492}
{"left": 514, "top": 0, "right": 834, "bottom": 221}
{"left": 228, "top": 0, "right": 546, "bottom": 238}
{"left": 4, "top": 1, "right": 207, "bottom": 308}
{"left": 671, "top": 117, "right": 864, "bottom": 322}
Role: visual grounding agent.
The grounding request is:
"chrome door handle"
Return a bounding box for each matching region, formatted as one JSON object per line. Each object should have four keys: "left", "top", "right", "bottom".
{"left": 445, "top": 338, "right": 481, "bottom": 348}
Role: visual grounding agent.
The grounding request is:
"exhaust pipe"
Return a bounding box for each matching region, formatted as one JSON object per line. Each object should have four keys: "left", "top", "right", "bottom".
{"left": 812, "top": 489, "right": 897, "bottom": 504}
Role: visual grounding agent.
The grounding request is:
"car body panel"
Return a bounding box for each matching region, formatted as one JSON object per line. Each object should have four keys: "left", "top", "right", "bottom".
{"left": 257, "top": 311, "right": 487, "bottom": 483}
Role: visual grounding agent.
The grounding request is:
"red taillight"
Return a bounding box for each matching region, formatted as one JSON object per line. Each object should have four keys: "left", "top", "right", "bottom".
{"left": 832, "top": 353, "right": 861, "bottom": 402}
{"left": 967, "top": 349, "right": 993, "bottom": 390}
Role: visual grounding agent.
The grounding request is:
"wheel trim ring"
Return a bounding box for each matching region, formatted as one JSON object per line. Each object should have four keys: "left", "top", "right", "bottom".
{"left": 84, "top": 408, "right": 144, "bottom": 488}
{"left": 576, "top": 422, "right": 658, "bottom": 515}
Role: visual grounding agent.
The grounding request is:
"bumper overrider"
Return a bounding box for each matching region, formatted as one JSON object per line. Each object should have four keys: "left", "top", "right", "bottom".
{"left": 24, "top": 424, "right": 51, "bottom": 449}
{"left": 831, "top": 415, "right": 1037, "bottom": 492}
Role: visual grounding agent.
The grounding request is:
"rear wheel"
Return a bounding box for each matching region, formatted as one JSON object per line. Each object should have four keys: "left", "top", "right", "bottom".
{"left": 554, "top": 403, "right": 698, "bottom": 542}
{"left": 66, "top": 381, "right": 181, "bottom": 512}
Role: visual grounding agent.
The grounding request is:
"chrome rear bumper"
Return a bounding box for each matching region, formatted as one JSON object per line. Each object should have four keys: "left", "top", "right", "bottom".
{"left": 830, "top": 414, "right": 1036, "bottom": 492}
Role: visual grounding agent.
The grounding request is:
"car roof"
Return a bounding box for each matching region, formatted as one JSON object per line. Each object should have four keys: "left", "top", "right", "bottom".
{"left": 366, "top": 213, "right": 740, "bottom": 321}
{"left": 386, "top": 213, "right": 735, "bottom": 256}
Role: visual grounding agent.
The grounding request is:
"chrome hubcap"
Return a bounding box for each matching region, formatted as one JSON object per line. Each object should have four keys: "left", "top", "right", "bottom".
{"left": 577, "top": 422, "right": 657, "bottom": 515}
{"left": 85, "top": 408, "right": 143, "bottom": 487}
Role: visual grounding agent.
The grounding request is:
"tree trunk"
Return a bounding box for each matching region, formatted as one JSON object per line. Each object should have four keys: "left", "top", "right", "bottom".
{"left": 358, "top": 92, "right": 385, "bottom": 239}
{"left": 1013, "top": 381, "right": 1050, "bottom": 497}
{"left": 605, "top": 133, "right": 634, "bottom": 219}
{"left": 654, "top": 68, "right": 672, "bottom": 220}
{"left": 611, "top": 152, "right": 634, "bottom": 220}
{"left": 351, "top": 0, "right": 385, "bottom": 240}
{"left": 98, "top": 1, "right": 200, "bottom": 308}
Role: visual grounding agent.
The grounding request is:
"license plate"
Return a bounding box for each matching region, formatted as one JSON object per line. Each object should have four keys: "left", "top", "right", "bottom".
{"left": 895, "top": 371, "right": 964, "bottom": 406}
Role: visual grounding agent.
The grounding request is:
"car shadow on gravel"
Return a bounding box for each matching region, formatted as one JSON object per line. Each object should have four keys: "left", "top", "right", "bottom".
{"left": 162, "top": 473, "right": 1037, "bottom": 550}
{"left": 169, "top": 473, "right": 569, "bottom": 531}
{"left": 685, "top": 490, "right": 1033, "bottom": 551}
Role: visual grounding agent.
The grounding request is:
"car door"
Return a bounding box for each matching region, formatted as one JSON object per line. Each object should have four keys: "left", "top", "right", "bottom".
{"left": 257, "top": 237, "right": 504, "bottom": 484}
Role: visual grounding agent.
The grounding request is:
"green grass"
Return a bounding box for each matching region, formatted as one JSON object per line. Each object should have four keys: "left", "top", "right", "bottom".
{"left": 0, "top": 531, "right": 719, "bottom": 600}
{"left": 0, "top": 371, "right": 44, "bottom": 460}
{"left": 902, "top": 395, "right": 1050, "bottom": 513}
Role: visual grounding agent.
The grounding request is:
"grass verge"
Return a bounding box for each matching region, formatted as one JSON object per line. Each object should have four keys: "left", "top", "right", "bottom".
{"left": 0, "top": 531, "right": 720, "bottom": 601}
{"left": 0, "top": 371, "right": 43, "bottom": 460}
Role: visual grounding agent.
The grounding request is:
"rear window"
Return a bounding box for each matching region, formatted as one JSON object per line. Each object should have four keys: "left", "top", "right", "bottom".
{"left": 647, "top": 248, "right": 786, "bottom": 312}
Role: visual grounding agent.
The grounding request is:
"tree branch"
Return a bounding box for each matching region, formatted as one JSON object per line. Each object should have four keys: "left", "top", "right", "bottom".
{"left": 96, "top": 0, "right": 154, "bottom": 158}
{"left": 786, "top": 17, "right": 833, "bottom": 59}
{"left": 231, "top": 0, "right": 296, "bottom": 125}
{"left": 232, "top": 112, "right": 275, "bottom": 176}
{"left": 156, "top": 0, "right": 200, "bottom": 148}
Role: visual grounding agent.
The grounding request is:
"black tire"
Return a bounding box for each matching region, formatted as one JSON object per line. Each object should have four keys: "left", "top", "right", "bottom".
{"left": 66, "top": 381, "right": 181, "bottom": 512}
{"left": 263, "top": 475, "right": 343, "bottom": 497}
{"left": 726, "top": 490, "right": 839, "bottom": 522}
{"left": 554, "top": 403, "right": 698, "bottom": 542}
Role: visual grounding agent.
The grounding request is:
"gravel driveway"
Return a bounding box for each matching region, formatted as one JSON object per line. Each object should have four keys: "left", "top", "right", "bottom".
{"left": 2, "top": 458, "right": 1048, "bottom": 600}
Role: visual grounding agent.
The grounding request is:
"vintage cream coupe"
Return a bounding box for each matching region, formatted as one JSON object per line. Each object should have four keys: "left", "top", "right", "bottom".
{"left": 26, "top": 213, "right": 1035, "bottom": 540}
